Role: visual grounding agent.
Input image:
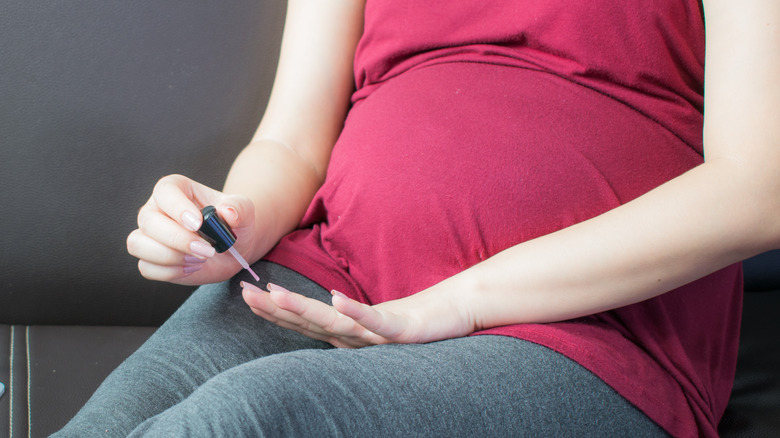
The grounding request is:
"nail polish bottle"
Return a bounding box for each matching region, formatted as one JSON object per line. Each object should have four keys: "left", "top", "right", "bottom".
{"left": 197, "top": 205, "right": 260, "bottom": 282}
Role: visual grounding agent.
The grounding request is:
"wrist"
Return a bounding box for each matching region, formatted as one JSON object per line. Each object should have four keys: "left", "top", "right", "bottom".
{"left": 415, "top": 266, "right": 487, "bottom": 337}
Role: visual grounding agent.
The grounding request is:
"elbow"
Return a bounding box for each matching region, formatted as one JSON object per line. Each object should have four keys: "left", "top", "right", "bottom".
{"left": 730, "top": 162, "right": 780, "bottom": 253}
{"left": 701, "top": 155, "right": 780, "bottom": 255}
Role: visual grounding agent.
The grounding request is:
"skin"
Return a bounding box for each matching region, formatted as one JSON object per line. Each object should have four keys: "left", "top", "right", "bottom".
{"left": 127, "top": 0, "right": 780, "bottom": 349}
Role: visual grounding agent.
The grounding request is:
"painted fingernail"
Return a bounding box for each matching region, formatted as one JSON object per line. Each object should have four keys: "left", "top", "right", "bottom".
{"left": 267, "top": 282, "right": 290, "bottom": 293}
{"left": 241, "top": 281, "right": 265, "bottom": 293}
{"left": 189, "top": 240, "right": 216, "bottom": 258}
{"left": 222, "top": 206, "right": 239, "bottom": 223}
{"left": 331, "top": 290, "right": 348, "bottom": 299}
{"left": 184, "top": 255, "right": 207, "bottom": 264}
{"left": 181, "top": 211, "right": 202, "bottom": 232}
{"left": 183, "top": 265, "right": 202, "bottom": 274}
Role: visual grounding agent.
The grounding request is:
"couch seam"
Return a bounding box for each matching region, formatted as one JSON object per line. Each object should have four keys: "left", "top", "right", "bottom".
{"left": 25, "top": 326, "right": 31, "bottom": 438}
{"left": 9, "top": 325, "right": 14, "bottom": 438}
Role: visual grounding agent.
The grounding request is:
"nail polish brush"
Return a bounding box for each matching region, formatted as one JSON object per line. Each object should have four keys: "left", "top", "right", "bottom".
{"left": 197, "top": 205, "right": 260, "bottom": 282}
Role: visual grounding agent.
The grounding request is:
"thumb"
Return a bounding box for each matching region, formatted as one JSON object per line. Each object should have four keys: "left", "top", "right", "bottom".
{"left": 215, "top": 195, "right": 254, "bottom": 230}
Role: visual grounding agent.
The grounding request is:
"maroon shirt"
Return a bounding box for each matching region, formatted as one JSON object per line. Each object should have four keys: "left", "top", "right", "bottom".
{"left": 266, "top": 1, "right": 741, "bottom": 436}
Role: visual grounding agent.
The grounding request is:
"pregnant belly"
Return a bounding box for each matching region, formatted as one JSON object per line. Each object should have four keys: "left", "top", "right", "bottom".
{"left": 303, "top": 62, "right": 701, "bottom": 302}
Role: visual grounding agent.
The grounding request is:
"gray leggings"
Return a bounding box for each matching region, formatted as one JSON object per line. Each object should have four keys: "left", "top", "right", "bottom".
{"left": 54, "top": 262, "right": 667, "bottom": 437}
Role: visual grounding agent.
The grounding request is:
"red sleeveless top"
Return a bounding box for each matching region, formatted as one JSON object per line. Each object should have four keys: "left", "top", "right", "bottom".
{"left": 266, "top": 2, "right": 741, "bottom": 436}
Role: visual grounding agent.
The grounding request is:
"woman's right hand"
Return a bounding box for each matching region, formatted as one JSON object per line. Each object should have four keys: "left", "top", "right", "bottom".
{"left": 124, "top": 0, "right": 365, "bottom": 286}
{"left": 126, "top": 174, "right": 257, "bottom": 285}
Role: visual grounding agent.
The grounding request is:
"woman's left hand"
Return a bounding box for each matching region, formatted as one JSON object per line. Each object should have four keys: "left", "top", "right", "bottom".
{"left": 241, "top": 282, "right": 472, "bottom": 348}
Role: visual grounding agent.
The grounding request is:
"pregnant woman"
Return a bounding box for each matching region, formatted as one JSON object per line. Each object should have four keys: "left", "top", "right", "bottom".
{"left": 56, "top": 0, "right": 779, "bottom": 436}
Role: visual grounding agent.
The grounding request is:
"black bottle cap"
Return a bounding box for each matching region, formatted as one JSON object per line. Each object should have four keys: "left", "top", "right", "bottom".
{"left": 197, "top": 205, "right": 235, "bottom": 253}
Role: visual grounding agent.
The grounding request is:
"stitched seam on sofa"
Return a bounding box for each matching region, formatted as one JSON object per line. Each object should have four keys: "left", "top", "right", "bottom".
{"left": 26, "top": 326, "right": 31, "bottom": 438}
{"left": 9, "top": 325, "right": 14, "bottom": 438}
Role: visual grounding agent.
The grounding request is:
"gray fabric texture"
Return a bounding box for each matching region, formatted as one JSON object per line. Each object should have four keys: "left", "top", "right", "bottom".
{"left": 54, "top": 262, "right": 667, "bottom": 437}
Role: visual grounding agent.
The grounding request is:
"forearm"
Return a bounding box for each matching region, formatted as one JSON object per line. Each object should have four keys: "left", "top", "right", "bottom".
{"left": 221, "top": 0, "right": 364, "bottom": 262}
{"left": 243, "top": 158, "right": 779, "bottom": 347}
{"left": 419, "top": 159, "right": 780, "bottom": 331}
{"left": 222, "top": 139, "right": 325, "bottom": 262}
{"left": 242, "top": 0, "right": 780, "bottom": 349}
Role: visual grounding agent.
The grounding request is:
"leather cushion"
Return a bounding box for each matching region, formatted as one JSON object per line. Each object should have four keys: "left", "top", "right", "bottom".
{"left": 1, "top": 325, "right": 156, "bottom": 437}
{"left": 718, "top": 291, "right": 780, "bottom": 437}
{"left": 0, "top": 1, "right": 285, "bottom": 326}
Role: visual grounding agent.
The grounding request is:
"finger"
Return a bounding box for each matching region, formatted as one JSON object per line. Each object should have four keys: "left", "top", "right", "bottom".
{"left": 215, "top": 194, "right": 254, "bottom": 230}
{"left": 242, "top": 283, "right": 333, "bottom": 336}
{"left": 258, "top": 310, "right": 367, "bottom": 348}
{"left": 267, "top": 283, "right": 367, "bottom": 337}
{"left": 247, "top": 303, "right": 325, "bottom": 339}
{"left": 151, "top": 174, "right": 213, "bottom": 232}
{"left": 242, "top": 282, "right": 384, "bottom": 347}
{"left": 331, "top": 291, "right": 410, "bottom": 341}
{"left": 127, "top": 229, "right": 196, "bottom": 266}
{"left": 137, "top": 207, "right": 215, "bottom": 258}
{"left": 241, "top": 284, "right": 366, "bottom": 347}
{"left": 258, "top": 313, "right": 363, "bottom": 348}
{"left": 137, "top": 259, "right": 203, "bottom": 284}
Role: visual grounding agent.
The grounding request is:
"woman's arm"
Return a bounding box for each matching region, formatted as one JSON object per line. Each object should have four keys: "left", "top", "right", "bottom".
{"left": 127, "top": 0, "right": 364, "bottom": 285}
{"left": 242, "top": 0, "right": 780, "bottom": 347}
{"left": 223, "top": 0, "right": 365, "bottom": 262}
{"left": 455, "top": 0, "right": 780, "bottom": 328}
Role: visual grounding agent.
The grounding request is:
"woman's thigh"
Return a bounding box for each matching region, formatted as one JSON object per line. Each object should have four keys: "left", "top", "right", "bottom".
{"left": 53, "top": 261, "right": 334, "bottom": 438}
{"left": 129, "top": 335, "right": 668, "bottom": 437}
{"left": 144, "top": 261, "right": 334, "bottom": 364}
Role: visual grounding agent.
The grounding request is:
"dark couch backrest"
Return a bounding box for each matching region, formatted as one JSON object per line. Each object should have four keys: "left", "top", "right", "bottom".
{"left": 1, "top": 1, "right": 286, "bottom": 325}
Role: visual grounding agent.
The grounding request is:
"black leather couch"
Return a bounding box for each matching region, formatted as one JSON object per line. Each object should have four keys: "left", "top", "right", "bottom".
{"left": 1, "top": 2, "right": 778, "bottom": 437}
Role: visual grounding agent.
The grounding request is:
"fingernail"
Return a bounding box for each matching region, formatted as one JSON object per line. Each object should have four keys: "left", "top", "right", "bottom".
{"left": 331, "top": 290, "right": 348, "bottom": 299}
{"left": 267, "top": 282, "right": 290, "bottom": 293}
{"left": 184, "top": 255, "right": 207, "bottom": 264}
{"left": 190, "top": 240, "right": 216, "bottom": 258}
{"left": 222, "top": 206, "right": 239, "bottom": 223}
{"left": 183, "top": 265, "right": 202, "bottom": 274}
{"left": 181, "top": 211, "right": 202, "bottom": 232}
{"left": 241, "top": 281, "right": 266, "bottom": 293}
